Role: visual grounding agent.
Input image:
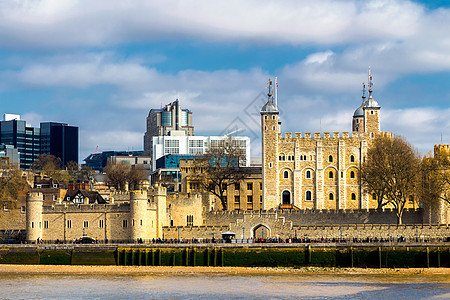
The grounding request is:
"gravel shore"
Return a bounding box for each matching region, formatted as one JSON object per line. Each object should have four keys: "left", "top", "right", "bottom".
{"left": 0, "top": 265, "right": 449, "bottom": 276}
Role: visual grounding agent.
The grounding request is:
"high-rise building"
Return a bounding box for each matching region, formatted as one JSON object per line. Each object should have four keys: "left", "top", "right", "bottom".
{"left": 40, "top": 122, "right": 79, "bottom": 167}
{"left": 0, "top": 114, "right": 40, "bottom": 169}
{"left": 0, "top": 114, "right": 79, "bottom": 169}
{"left": 144, "top": 100, "right": 194, "bottom": 156}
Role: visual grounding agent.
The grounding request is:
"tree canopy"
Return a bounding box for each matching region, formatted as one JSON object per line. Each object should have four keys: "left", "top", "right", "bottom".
{"left": 105, "top": 163, "right": 148, "bottom": 192}
{"left": 360, "top": 135, "right": 421, "bottom": 224}
{"left": 191, "top": 137, "right": 247, "bottom": 210}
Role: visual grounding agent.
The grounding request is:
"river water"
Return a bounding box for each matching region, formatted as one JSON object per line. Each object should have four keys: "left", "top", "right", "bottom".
{"left": 0, "top": 271, "right": 449, "bottom": 299}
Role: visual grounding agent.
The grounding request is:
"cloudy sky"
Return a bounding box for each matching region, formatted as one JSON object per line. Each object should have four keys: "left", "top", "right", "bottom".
{"left": 1, "top": 0, "right": 449, "bottom": 161}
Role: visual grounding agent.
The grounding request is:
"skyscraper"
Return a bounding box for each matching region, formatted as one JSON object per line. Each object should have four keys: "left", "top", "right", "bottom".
{"left": 144, "top": 99, "right": 194, "bottom": 156}
{"left": 0, "top": 114, "right": 40, "bottom": 169}
{"left": 40, "top": 122, "right": 79, "bottom": 167}
{"left": 0, "top": 114, "right": 79, "bottom": 169}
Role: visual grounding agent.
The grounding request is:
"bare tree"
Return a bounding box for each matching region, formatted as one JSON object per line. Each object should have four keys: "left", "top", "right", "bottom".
{"left": 0, "top": 162, "right": 31, "bottom": 203}
{"left": 105, "top": 163, "right": 148, "bottom": 192}
{"left": 105, "top": 163, "right": 129, "bottom": 192}
{"left": 420, "top": 148, "right": 450, "bottom": 207}
{"left": 191, "top": 137, "right": 246, "bottom": 210}
{"left": 361, "top": 135, "right": 421, "bottom": 224}
{"left": 127, "top": 166, "right": 149, "bottom": 190}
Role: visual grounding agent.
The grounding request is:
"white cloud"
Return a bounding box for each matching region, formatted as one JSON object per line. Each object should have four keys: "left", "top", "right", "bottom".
{"left": 0, "top": 0, "right": 439, "bottom": 48}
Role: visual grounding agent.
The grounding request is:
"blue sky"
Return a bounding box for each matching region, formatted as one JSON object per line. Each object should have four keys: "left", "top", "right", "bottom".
{"left": 0, "top": 0, "right": 449, "bottom": 162}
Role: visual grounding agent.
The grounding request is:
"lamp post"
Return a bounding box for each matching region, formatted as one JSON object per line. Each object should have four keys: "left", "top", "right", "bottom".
{"left": 242, "top": 227, "right": 245, "bottom": 242}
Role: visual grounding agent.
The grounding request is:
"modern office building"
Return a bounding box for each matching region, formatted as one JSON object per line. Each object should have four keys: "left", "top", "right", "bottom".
{"left": 40, "top": 122, "right": 79, "bottom": 167}
{"left": 144, "top": 100, "right": 194, "bottom": 156}
{"left": 0, "top": 144, "right": 19, "bottom": 167}
{"left": 0, "top": 114, "right": 40, "bottom": 169}
{"left": 151, "top": 135, "right": 251, "bottom": 171}
{"left": 84, "top": 150, "right": 146, "bottom": 172}
{"left": 0, "top": 114, "right": 79, "bottom": 169}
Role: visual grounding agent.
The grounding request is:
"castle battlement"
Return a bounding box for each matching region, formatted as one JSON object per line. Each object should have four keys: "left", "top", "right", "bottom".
{"left": 43, "top": 202, "right": 131, "bottom": 213}
{"left": 279, "top": 131, "right": 354, "bottom": 140}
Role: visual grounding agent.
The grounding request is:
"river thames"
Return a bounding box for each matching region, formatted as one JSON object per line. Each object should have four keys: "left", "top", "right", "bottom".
{"left": 0, "top": 266, "right": 448, "bottom": 299}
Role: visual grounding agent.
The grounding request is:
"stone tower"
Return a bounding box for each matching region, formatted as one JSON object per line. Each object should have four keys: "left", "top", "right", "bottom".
{"left": 363, "top": 69, "right": 381, "bottom": 135}
{"left": 26, "top": 192, "right": 44, "bottom": 242}
{"left": 352, "top": 69, "right": 381, "bottom": 135}
{"left": 261, "top": 79, "right": 281, "bottom": 209}
{"left": 130, "top": 190, "right": 150, "bottom": 241}
{"left": 352, "top": 83, "right": 366, "bottom": 133}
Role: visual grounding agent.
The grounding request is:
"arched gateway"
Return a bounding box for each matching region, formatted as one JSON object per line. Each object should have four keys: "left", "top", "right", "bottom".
{"left": 253, "top": 224, "right": 270, "bottom": 239}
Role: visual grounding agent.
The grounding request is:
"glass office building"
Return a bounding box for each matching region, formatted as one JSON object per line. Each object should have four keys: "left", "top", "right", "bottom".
{"left": 40, "top": 122, "right": 78, "bottom": 167}
{"left": 0, "top": 118, "right": 40, "bottom": 169}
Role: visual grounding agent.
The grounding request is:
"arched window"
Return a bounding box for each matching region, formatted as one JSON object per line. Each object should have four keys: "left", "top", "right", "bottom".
{"left": 303, "top": 155, "right": 306, "bottom": 160}
{"left": 329, "top": 193, "right": 334, "bottom": 200}
{"left": 283, "top": 170, "right": 289, "bottom": 179}
{"left": 329, "top": 171, "right": 334, "bottom": 179}
{"left": 350, "top": 171, "right": 355, "bottom": 178}
{"left": 306, "top": 170, "right": 311, "bottom": 179}
{"left": 328, "top": 155, "right": 333, "bottom": 162}
{"left": 351, "top": 193, "right": 356, "bottom": 200}
{"left": 372, "top": 193, "right": 377, "bottom": 200}
{"left": 305, "top": 191, "right": 312, "bottom": 201}
{"left": 350, "top": 155, "right": 355, "bottom": 162}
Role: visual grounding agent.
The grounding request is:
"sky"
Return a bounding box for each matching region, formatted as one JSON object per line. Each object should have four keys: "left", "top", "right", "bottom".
{"left": 1, "top": 0, "right": 450, "bottom": 162}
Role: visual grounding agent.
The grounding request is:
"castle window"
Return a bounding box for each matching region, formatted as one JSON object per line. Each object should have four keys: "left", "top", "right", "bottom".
{"left": 132, "top": 220, "right": 135, "bottom": 226}
{"left": 67, "top": 220, "right": 71, "bottom": 228}
{"left": 272, "top": 126, "right": 275, "bottom": 130}
{"left": 328, "top": 193, "right": 334, "bottom": 200}
{"left": 31, "top": 222, "right": 35, "bottom": 229}
{"left": 265, "top": 126, "right": 267, "bottom": 131}
{"left": 372, "top": 193, "right": 377, "bottom": 200}
{"left": 269, "top": 163, "right": 272, "bottom": 168}
{"left": 99, "top": 220, "right": 104, "bottom": 228}
{"left": 44, "top": 221, "right": 48, "bottom": 229}
{"left": 234, "top": 196, "right": 240, "bottom": 203}
{"left": 140, "top": 219, "right": 143, "bottom": 226}
{"left": 350, "top": 155, "right": 355, "bottom": 162}
{"left": 21, "top": 206, "right": 25, "bottom": 213}
{"left": 235, "top": 183, "right": 240, "bottom": 191}
{"left": 123, "top": 220, "right": 128, "bottom": 228}
{"left": 306, "top": 170, "right": 311, "bottom": 179}
{"left": 329, "top": 171, "right": 334, "bottom": 179}
{"left": 371, "top": 110, "right": 374, "bottom": 114}
{"left": 260, "top": 195, "right": 263, "bottom": 204}
{"left": 351, "top": 193, "right": 356, "bottom": 200}
{"left": 409, "top": 196, "right": 414, "bottom": 204}
{"left": 370, "top": 133, "right": 374, "bottom": 138}
{"left": 247, "top": 183, "right": 253, "bottom": 190}
{"left": 187, "top": 215, "right": 194, "bottom": 226}
{"left": 247, "top": 195, "right": 253, "bottom": 203}
{"left": 305, "top": 191, "right": 312, "bottom": 201}
{"left": 265, "top": 116, "right": 267, "bottom": 120}
{"left": 283, "top": 170, "right": 289, "bottom": 179}
{"left": 328, "top": 155, "right": 333, "bottom": 162}
{"left": 272, "top": 116, "right": 275, "bottom": 119}
{"left": 304, "top": 155, "right": 307, "bottom": 160}
{"left": 350, "top": 171, "right": 355, "bottom": 178}
{"left": 260, "top": 183, "right": 262, "bottom": 190}
{"left": 83, "top": 221, "right": 89, "bottom": 228}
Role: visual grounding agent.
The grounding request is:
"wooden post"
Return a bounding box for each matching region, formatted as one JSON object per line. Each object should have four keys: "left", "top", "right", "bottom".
{"left": 378, "top": 247, "right": 382, "bottom": 269}
{"left": 426, "top": 247, "right": 430, "bottom": 268}
{"left": 350, "top": 247, "right": 354, "bottom": 268}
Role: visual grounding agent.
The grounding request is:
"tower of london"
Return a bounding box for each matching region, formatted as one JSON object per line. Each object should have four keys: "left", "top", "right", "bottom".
{"left": 260, "top": 72, "right": 394, "bottom": 211}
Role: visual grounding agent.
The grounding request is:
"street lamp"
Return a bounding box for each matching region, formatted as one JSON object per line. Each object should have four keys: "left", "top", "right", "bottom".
{"left": 242, "top": 227, "right": 245, "bottom": 242}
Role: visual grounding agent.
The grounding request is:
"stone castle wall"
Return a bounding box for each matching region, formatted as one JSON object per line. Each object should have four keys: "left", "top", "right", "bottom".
{"left": 203, "top": 208, "right": 423, "bottom": 227}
